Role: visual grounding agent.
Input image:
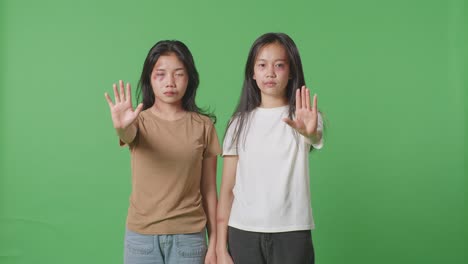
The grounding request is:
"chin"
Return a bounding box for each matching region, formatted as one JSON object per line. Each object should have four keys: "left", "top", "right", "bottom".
{"left": 158, "top": 98, "right": 183, "bottom": 105}
{"left": 260, "top": 89, "right": 282, "bottom": 96}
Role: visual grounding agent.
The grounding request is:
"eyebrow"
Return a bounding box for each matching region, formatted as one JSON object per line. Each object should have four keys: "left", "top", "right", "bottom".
{"left": 256, "top": 59, "right": 288, "bottom": 62}
{"left": 155, "top": 68, "right": 185, "bottom": 71}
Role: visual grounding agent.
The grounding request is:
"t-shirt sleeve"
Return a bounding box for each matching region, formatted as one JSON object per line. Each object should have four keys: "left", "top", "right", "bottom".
{"left": 203, "top": 122, "right": 222, "bottom": 158}
{"left": 304, "top": 112, "right": 324, "bottom": 149}
{"left": 222, "top": 118, "right": 238, "bottom": 156}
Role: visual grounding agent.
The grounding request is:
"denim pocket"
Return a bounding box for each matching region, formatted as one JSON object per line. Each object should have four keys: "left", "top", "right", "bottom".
{"left": 174, "top": 231, "right": 207, "bottom": 258}
{"left": 125, "top": 229, "right": 154, "bottom": 255}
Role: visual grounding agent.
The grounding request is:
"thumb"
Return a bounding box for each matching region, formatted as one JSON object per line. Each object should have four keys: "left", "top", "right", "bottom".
{"left": 282, "top": 117, "right": 296, "bottom": 128}
{"left": 134, "top": 103, "right": 144, "bottom": 116}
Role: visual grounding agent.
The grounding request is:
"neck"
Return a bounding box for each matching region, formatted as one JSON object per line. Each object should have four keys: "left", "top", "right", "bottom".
{"left": 259, "top": 94, "right": 288, "bottom": 108}
{"left": 151, "top": 99, "right": 186, "bottom": 120}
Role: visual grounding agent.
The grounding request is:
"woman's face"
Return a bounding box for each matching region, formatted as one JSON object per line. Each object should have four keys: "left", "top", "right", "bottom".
{"left": 150, "top": 52, "right": 189, "bottom": 106}
{"left": 253, "top": 42, "right": 291, "bottom": 100}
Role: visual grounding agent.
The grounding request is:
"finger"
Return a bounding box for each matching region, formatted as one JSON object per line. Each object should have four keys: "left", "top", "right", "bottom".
{"left": 134, "top": 103, "right": 144, "bottom": 116}
{"left": 126, "top": 82, "right": 132, "bottom": 103}
{"left": 113, "top": 83, "right": 120, "bottom": 103}
{"left": 104, "top": 92, "right": 114, "bottom": 107}
{"left": 296, "top": 88, "right": 301, "bottom": 109}
{"left": 312, "top": 93, "right": 318, "bottom": 114}
{"left": 301, "top": 86, "right": 306, "bottom": 110}
{"left": 306, "top": 88, "right": 311, "bottom": 110}
{"left": 119, "top": 80, "right": 125, "bottom": 102}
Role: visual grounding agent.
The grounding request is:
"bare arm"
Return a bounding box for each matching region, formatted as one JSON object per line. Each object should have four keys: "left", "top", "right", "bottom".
{"left": 116, "top": 125, "right": 138, "bottom": 145}
{"left": 201, "top": 156, "right": 218, "bottom": 264}
{"left": 216, "top": 155, "right": 238, "bottom": 264}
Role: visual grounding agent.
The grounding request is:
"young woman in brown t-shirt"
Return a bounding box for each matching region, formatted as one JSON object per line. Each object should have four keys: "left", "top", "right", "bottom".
{"left": 105, "top": 40, "right": 220, "bottom": 264}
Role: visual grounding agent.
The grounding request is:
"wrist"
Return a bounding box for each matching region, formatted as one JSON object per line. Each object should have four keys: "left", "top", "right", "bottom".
{"left": 309, "top": 132, "right": 319, "bottom": 143}
{"left": 216, "top": 244, "right": 228, "bottom": 254}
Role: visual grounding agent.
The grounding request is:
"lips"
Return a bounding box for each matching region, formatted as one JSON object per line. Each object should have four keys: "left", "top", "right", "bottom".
{"left": 263, "top": 81, "right": 277, "bottom": 87}
{"left": 163, "top": 91, "right": 177, "bottom": 96}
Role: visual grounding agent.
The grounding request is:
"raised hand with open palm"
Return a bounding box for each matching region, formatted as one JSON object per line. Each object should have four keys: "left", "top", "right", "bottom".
{"left": 104, "top": 80, "right": 143, "bottom": 129}
{"left": 283, "top": 86, "right": 320, "bottom": 140}
{"left": 104, "top": 80, "right": 143, "bottom": 144}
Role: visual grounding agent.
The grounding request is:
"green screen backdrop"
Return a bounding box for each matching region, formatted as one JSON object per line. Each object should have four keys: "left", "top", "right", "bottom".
{"left": 1, "top": 0, "right": 466, "bottom": 263}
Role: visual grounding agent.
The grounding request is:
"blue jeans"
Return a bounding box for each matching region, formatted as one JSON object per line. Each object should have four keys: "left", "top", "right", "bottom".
{"left": 124, "top": 228, "right": 207, "bottom": 264}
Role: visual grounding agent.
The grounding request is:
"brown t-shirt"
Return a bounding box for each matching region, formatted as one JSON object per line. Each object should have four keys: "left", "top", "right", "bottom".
{"left": 123, "top": 110, "right": 221, "bottom": 234}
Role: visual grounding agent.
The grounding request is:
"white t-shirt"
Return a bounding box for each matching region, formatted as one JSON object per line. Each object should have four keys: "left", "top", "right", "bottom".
{"left": 223, "top": 106, "right": 323, "bottom": 232}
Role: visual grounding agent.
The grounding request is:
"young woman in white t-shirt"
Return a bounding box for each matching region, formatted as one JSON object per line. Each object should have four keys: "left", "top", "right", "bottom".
{"left": 216, "top": 33, "right": 324, "bottom": 264}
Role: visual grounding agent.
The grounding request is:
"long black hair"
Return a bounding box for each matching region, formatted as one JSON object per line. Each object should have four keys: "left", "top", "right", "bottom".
{"left": 136, "top": 40, "right": 216, "bottom": 123}
{"left": 226, "top": 33, "right": 306, "bottom": 148}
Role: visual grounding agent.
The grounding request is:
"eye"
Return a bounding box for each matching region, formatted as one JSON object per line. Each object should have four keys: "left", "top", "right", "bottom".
{"left": 155, "top": 72, "right": 165, "bottom": 77}
{"left": 175, "top": 73, "right": 185, "bottom": 77}
{"left": 257, "top": 63, "right": 265, "bottom": 68}
{"left": 275, "top": 63, "right": 284, "bottom": 68}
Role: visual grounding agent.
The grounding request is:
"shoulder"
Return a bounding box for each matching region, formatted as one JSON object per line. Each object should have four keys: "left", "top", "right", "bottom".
{"left": 139, "top": 109, "right": 151, "bottom": 118}
{"left": 189, "top": 112, "right": 215, "bottom": 128}
{"left": 225, "top": 114, "right": 242, "bottom": 133}
{"left": 131, "top": 109, "right": 149, "bottom": 123}
{"left": 136, "top": 109, "right": 156, "bottom": 123}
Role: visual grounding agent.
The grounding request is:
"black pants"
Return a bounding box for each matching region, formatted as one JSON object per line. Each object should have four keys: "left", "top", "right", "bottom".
{"left": 228, "top": 226, "right": 315, "bottom": 264}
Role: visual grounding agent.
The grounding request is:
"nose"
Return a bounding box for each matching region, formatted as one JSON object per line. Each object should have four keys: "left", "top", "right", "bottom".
{"left": 266, "top": 65, "right": 276, "bottom": 78}
{"left": 166, "top": 74, "right": 175, "bottom": 87}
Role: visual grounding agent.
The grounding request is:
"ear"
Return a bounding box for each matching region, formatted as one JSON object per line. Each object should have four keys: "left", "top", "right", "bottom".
{"left": 253, "top": 74, "right": 256, "bottom": 80}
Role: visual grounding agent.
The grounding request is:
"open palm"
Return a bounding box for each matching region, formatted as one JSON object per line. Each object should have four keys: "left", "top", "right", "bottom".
{"left": 104, "top": 80, "right": 143, "bottom": 129}
{"left": 283, "top": 86, "right": 318, "bottom": 137}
